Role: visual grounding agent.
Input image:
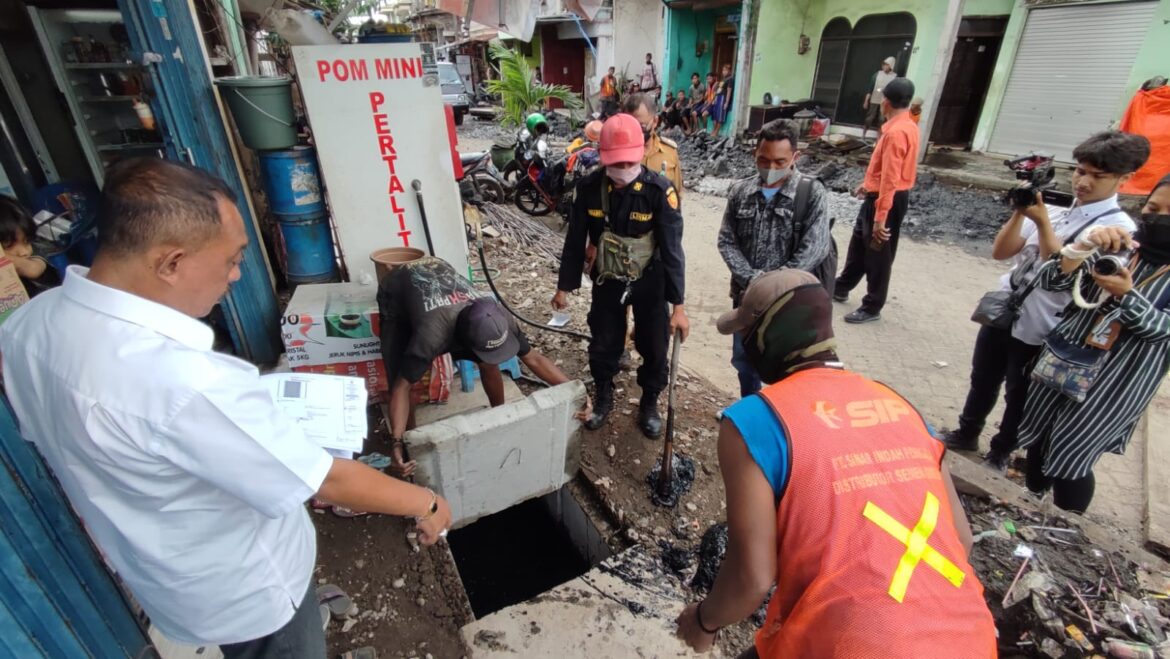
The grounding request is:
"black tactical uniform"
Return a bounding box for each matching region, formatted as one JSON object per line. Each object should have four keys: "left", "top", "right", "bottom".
{"left": 557, "top": 166, "right": 685, "bottom": 432}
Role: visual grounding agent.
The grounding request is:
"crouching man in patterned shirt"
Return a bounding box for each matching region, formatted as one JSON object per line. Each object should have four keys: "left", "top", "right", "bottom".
{"left": 718, "top": 119, "right": 833, "bottom": 397}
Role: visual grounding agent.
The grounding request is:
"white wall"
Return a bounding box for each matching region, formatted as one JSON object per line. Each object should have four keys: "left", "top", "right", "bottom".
{"left": 612, "top": 0, "right": 664, "bottom": 84}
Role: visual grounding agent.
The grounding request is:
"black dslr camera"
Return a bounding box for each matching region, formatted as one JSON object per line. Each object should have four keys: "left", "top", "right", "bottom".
{"left": 1004, "top": 154, "right": 1057, "bottom": 210}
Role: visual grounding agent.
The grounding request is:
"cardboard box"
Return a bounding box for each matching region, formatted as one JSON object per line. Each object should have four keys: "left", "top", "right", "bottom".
{"left": 0, "top": 245, "right": 30, "bottom": 327}
{"left": 280, "top": 283, "right": 387, "bottom": 396}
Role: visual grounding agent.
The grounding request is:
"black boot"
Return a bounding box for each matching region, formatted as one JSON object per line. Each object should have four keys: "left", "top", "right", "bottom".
{"left": 941, "top": 428, "right": 979, "bottom": 452}
{"left": 585, "top": 381, "right": 614, "bottom": 431}
{"left": 638, "top": 392, "right": 663, "bottom": 439}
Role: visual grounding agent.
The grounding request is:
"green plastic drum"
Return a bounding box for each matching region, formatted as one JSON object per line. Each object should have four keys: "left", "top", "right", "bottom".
{"left": 215, "top": 76, "right": 297, "bottom": 151}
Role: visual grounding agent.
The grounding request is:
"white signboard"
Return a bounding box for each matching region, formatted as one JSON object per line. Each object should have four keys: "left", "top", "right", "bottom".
{"left": 292, "top": 44, "right": 468, "bottom": 283}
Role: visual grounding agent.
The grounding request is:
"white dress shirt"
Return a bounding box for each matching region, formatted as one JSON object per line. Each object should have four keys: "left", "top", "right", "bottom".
{"left": 997, "top": 195, "right": 1134, "bottom": 345}
{"left": 0, "top": 267, "right": 333, "bottom": 645}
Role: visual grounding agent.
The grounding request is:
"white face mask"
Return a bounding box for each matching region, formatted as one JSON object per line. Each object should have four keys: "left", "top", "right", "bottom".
{"left": 606, "top": 164, "right": 642, "bottom": 186}
{"left": 759, "top": 166, "right": 791, "bottom": 187}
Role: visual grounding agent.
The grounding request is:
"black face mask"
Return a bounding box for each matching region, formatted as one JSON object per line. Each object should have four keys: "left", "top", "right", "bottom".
{"left": 1137, "top": 213, "right": 1170, "bottom": 266}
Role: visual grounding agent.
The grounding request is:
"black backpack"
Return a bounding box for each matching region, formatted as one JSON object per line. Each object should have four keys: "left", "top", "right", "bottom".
{"left": 791, "top": 174, "right": 837, "bottom": 295}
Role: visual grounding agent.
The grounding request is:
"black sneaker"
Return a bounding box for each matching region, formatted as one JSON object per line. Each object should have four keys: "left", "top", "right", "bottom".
{"left": 833, "top": 291, "right": 849, "bottom": 303}
{"left": 844, "top": 309, "right": 880, "bottom": 324}
{"left": 941, "top": 429, "right": 979, "bottom": 452}
{"left": 585, "top": 382, "right": 614, "bottom": 431}
{"left": 982, "top": 449, "right": 1010, "bottom": 474}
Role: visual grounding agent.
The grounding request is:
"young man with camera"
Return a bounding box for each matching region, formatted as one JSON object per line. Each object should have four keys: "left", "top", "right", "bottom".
{"left": 943, "top": 131, "right": 1150, "bottom": 472}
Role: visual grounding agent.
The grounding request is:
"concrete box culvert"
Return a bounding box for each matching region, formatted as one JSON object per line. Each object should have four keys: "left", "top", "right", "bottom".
{"left": 405, "top": 380, "right": 587, "bottom": 529}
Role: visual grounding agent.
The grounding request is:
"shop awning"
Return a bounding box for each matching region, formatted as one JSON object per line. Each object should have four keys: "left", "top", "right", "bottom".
{"left": 437, "top": 0, "right": 539, "bottom": 41}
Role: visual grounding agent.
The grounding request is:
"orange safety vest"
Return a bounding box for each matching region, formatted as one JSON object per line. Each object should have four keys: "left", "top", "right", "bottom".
{"left": 754, "top": 368, "right": 997, "bottom": 658}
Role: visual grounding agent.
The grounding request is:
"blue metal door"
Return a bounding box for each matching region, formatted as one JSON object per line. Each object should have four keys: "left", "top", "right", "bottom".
{"left": 116, "top": 0, "right": 282, "bottom": 364}
{"left": 0, "top": 400, "right": 150, "bottom": 657}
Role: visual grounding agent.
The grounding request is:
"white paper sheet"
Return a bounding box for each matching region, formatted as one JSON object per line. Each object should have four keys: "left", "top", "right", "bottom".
{"left": 262, "top": 372, "right": 368, "bottom": 453}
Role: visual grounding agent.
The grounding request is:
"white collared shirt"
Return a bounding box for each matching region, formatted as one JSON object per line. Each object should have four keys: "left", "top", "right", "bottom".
{"left": 0, "top": 267, "right": 333, "bottom": 645}
{"left": 998, "top": 195, "right": 1134, "bottom": 345}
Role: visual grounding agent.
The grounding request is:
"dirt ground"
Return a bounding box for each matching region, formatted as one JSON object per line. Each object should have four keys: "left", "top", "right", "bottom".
{"left": 316, "top": 414, "right": 473, "bottom": 659}
{"left": 306, "top": 125, "right": 1166, "bottom": 659}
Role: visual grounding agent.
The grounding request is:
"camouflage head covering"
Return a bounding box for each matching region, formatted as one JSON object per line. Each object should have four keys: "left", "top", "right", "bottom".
{"left": 743, "top": 282, "right": 838, "bottom": 384}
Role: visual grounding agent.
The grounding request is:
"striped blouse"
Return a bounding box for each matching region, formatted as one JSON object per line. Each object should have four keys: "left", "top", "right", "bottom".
{"left": 1018, "top": 254, "right": 1170, "bottom": 479}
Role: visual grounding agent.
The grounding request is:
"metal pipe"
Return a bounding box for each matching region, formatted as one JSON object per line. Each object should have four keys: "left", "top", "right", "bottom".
{"left": 656, "top": 328, "right": 683, "bottom": 498}
{"left": 411, "top": 179, "right": 437, "bottom": 256}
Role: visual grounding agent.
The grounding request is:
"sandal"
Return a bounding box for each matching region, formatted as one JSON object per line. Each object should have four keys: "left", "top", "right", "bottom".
{"left": 339, "top": 647, "right": 377, "bottom": 659}
{"left": 331, "top": 505, "right": 369, "bottom": 518}
{"left": 316, "top": 584, "right": 357, "bottom": 620}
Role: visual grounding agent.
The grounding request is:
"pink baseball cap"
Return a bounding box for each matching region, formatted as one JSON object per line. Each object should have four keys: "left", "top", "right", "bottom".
{"left": 599, "top": 114, "right": 646, "bottom": 166}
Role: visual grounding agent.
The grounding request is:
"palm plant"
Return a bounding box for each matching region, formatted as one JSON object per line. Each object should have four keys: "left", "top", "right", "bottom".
{"left": 485, "top": 40, "right": 583, "bottom": 127}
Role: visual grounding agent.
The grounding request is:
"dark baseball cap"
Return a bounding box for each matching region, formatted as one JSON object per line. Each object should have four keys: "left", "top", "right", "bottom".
{"left": 882, "top": 77, "right": 915, "bottom": 107}
{"left": 457, "top": 298, "right": 520, "bottom": 364}
{"left": 717, "top": 269, "right": 823, "bottom": 335}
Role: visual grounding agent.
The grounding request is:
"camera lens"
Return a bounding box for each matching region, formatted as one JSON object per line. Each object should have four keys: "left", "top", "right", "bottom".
{"left": 1094, "top": 255, "right": 1124, "bottom": 276}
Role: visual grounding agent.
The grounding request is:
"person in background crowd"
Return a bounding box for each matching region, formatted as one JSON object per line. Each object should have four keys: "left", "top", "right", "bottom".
{"left": 685, "top": 72, "right": 707, "bottom": 135}
{"left": 600, "top": 66, "right": 619, "bottom": 118}
{"left": 862, "top": 56, "right": 898, "bottom": 141}
{"left": 834, "top": 77, "right": 919, "bottom": 324}
{"left": 718, "top": 119, "right": 832, "bottom": 396}
{"left": 1015, "top": 172, "right": 1170, "bottom": 514}
{"left": 697, "top": 72, "right": 716, "bottom": 134}
{"left": 553, "top": 114, "right": 688, "bottom": 438}
{"left": 379, "top": 256, "right": 579, "bottom": 476}
{"left": 0, "top": 157, "right": 453, "bottom": 658}
{"left": 0, "top": 195, "right": 60, "bottom": 297}
{"left": 944, "top": 131, "right": 1148, "bottom": 473}
{"left": 709, "top": 63, "right": 735, "bottom": 137}
{"left": 675, "top": 269, "right": 996, "bottom": 657}
{"left": 662, "top": 90, "right": 689, "bottom": 131}
{"left": 640, "top": 52, "right": 660, "bottom": 103}
{"left": 623, "top": 92, "right": 684, "bottom": 197}
{"left": 910, "top": 97, "right": 924, "bottom": 125}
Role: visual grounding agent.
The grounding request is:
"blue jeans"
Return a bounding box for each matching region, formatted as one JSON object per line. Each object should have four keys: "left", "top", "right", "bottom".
{"left": 731, "top": 333, "right": 762, "bottom": 397}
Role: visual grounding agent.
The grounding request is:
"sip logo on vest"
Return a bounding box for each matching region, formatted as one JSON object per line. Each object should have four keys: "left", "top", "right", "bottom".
{"left": 813, "top": 398, "right": 912, "bottom": 429}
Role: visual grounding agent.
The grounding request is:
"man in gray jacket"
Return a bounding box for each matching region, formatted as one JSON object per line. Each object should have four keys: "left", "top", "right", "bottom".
{"left": 719, "top": 119, "right": 832, "bottom": 397}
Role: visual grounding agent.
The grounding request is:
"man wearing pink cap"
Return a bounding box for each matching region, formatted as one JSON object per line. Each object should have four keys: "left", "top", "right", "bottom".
{"left": 552, "top": 113, "right": 688, "bottom": 438}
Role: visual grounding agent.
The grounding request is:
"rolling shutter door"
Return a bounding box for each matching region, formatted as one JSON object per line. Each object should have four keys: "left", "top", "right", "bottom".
{"left": 987, "top": 1, "right": 1156, "bottom": 161}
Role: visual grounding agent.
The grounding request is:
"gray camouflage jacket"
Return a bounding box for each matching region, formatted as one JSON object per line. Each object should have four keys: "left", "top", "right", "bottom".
{"left": 717, "top": 173, "right": 831, "bottom": 293}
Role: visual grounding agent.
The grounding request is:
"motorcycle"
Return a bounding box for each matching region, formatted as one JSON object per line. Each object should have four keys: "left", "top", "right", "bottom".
{"left": 457, "top": 151, "right": 509, "bottom": 205}
{"left": 513, "top": 137, "right": 599, "bottom": 218}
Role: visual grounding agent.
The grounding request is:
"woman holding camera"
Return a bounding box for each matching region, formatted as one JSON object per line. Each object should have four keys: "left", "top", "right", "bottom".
{"left": 1017, "top": 173, "right": 1170, "bottom": 513}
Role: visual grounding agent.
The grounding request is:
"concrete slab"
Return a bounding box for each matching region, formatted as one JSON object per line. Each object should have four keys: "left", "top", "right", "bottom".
{"left": 1144, "top": 382, "right": 1170, "bottom": 552}
{"left": 414, "top": 376, "right": 525, "bottom": 427}
{"left": 406, "top": 381, "right": 587, "bottom": 529}
{"left": 461, "top": 546, "right": 720, "bottom": 658}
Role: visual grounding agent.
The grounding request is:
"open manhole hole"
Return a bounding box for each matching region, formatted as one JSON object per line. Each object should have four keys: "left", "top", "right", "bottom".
{"left": 447, "top": 486, "right": 612, "bottom": 618}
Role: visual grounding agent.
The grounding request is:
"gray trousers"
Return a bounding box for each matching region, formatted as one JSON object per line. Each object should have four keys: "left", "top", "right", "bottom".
{"left": 219, "top": 584, "right": 326, "bottom": 659}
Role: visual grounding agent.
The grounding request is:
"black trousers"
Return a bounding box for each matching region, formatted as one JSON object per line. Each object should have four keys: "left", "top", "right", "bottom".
{"left": 1026, "top": 439, "right": 1096, "bottom": 513}
{"left": 588, "top": 265, "right": 669, "bottom": 397}
{"left": 835, "top": 191, "right": 910, "bottom": 314}
{"left": 957, "top": 324, "right": 1043, "bottom": 454}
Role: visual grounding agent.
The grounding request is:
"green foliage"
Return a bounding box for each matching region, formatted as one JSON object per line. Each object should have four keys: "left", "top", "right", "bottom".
{"left": 484, "top": 40, "right": 583, "bottom": 127}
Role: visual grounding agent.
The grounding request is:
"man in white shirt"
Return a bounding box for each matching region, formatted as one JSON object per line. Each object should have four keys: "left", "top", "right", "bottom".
{"left": 0, "top": 157, "right": 453, "bottom": 657}
{"left": 943, "top": 131, "right": 1150, "bottom": 472}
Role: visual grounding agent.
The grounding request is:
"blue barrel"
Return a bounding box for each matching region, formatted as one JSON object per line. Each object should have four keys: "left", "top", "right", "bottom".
{"left": 259, "top": 147, "right": 325, "bottom": 215}
{"left": 276, "top": 210, "right": 338, "bottom": 284}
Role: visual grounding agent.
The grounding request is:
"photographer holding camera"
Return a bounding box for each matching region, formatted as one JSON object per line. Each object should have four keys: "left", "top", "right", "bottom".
{"left": 1014, "top": 171, "right": 1170, "bottom": 513}
{"left": 944, "top": 131, "right": 1150, "bottom": 473}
